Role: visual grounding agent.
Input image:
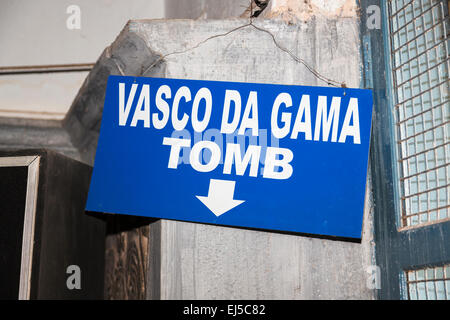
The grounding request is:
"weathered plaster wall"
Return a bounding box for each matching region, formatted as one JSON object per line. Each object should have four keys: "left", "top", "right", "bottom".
{"left": 133, "top": 18, "right": 360, "bottom": 88}
{"left": 0, "top": 0, "right": 165, "bottom": 120}
{"left": 264, "top": 0, "right": 358, "bottom": 21}
{"left": 165, "top": 0, "right": 248, "bottom": 19}
{"left": 165, "top": 0, "right": 359, "bottom": 22}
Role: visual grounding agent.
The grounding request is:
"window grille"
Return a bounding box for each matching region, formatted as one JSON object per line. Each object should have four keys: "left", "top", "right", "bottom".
{"left": 386, "top": 0, "right": 450, "bottom": 227}
{"left": 405, "top": 264, "right": 450, "bottom": 299}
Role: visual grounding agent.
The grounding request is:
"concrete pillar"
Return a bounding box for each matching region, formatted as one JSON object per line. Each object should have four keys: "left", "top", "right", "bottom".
{"left": 64, "top": 7, "right": 375, "bottom": 299}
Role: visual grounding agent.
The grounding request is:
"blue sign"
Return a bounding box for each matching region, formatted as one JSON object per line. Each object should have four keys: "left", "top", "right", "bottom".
{"left": 86, "top": 75, "right": 373, "bottom": 239}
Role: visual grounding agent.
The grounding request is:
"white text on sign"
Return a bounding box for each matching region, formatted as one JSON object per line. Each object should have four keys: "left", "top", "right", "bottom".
{"left": 117, "top": 82, "right": 361, "bottom": 180}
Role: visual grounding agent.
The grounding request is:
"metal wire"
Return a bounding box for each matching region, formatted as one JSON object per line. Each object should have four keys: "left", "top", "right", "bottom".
{"left": 142, "top": 3, "right": 345, "bottom": 88}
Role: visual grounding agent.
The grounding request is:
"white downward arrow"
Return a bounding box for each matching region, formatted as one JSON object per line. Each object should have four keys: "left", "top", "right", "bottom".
{"left": 196, "top": 179, "right": 245, "bottom": 217}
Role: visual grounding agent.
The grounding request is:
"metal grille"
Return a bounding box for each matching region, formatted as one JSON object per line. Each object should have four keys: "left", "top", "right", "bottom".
{"left": 405, "top": 264, "right": 450, "bottom": 299}
{"left": 387, "top": 0, "right": 450, "bottom": 227}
